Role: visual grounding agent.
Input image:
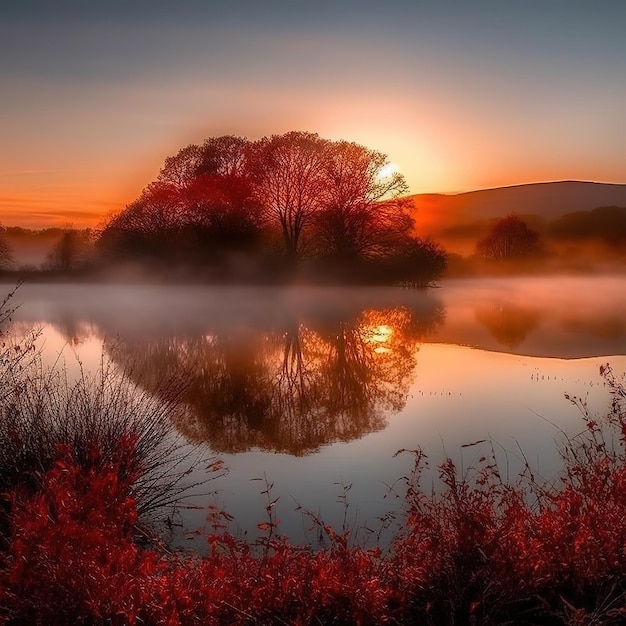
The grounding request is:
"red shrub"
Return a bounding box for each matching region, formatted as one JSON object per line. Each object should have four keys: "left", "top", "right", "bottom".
{"left": 0, "top": 436, "right": 168, "bottom": 624}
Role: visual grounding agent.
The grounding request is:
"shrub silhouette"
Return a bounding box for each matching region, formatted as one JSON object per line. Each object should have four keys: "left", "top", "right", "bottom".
{"left": 476, "top": 214, "right": 542, "bottom": 261}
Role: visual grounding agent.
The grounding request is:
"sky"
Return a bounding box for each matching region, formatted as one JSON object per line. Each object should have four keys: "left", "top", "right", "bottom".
{"left": 1, "top": 0, "right": 625, "bottom": 228}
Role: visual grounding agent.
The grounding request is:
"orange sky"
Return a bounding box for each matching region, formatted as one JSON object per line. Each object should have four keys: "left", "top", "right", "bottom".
{"left": 2, "top": 2, "right": 625, "bottom": 229}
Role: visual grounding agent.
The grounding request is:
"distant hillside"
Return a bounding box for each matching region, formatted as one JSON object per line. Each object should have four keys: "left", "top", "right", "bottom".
{"left": 410, "top": 181, "right": 626, "bottom": 254}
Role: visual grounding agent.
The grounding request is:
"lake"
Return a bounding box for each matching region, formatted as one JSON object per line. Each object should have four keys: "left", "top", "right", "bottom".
{"left": 6, "top": 275, "right": 626, "bottom": 549}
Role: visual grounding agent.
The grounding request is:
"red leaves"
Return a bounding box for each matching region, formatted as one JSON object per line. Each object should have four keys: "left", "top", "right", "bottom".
{"left": 0, "top": 444, "right": 399, "bottom": 624}
{"left": 5, "top": 413, "right": 626, "bottom": 623}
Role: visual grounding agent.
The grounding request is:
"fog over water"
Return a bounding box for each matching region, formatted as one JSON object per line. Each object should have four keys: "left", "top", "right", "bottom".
{"left": 5, "top": 276, "right": 626, "bottom": 547}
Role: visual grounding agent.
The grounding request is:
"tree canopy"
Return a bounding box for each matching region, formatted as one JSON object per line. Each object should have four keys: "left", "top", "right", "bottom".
{"left": 249, "top": 131, "right": 328, "bottom": 260}
{"left": 96, "top": 131, "right": 446, "bottom": 285}
{"left": 314, "top": 140, "right": 411, "bottom": 260}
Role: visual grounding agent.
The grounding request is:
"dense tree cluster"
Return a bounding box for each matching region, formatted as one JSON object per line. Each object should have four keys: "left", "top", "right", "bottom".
{"left": 97, "top": 132, "right": 446, "bottom": 285}
{"left": 98, "top": 136, "right": 263, "bottom": 269}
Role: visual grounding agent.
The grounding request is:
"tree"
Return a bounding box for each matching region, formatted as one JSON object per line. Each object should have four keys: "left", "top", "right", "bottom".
{"left": 46, "top": 227, "right": 92, "bottom": 271}
{"left": 314, "top": 141, "right": 412, "bottom": 260}
{"left": 476, "top": 214, "right": 542, "bottom": 261}
{"left": 249, "top": 131, "right": 329, "bottom": 261}
{"left": 95, "top": 131, "right": 432, "bottom": 283}
{"left": 98, "top": 136, "right": 263, "bottom": 265}
{"left": 182, "top": 136, "right": 262, "bottom": 255}
{"left": 194, "top": 135, "right": 250, "bottom": 179}
{"left": 157, "top": 143, "right": 204, "bottom": 190}
{"left": 375, "top": 236, "right": 448, "bottom": 287}
{"left": 97, "top": 182, "right": 184, "bottom": 262}
{"left": 0, "top": 225, "right": 13, "bottom": 270}
{"left": 158, "top": 136, "right": 252, "bottom": 199}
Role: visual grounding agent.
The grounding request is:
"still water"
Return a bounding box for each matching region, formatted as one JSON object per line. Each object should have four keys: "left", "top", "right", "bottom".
{"left": 7, "top": 276, "right": 626, "bottom": 548}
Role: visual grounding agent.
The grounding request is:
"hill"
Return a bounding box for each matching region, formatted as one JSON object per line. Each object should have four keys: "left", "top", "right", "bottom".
{"left": 410, "top": 180, "right": 626, "bottom": 254}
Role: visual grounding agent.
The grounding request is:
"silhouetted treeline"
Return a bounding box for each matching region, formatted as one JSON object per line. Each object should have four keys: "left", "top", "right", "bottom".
{"left": 0, "top": 226, "right": 95, "bottom": 272}
{"left": 0, "top": 225, "right": 12, "bottom": 270}
{"left": 548, "top": 206, "right": 626, "bottom": 247}
{"left": 439, "top": 207, "right": 626, "bottom": 276}
{"left": 96, "top": 132, "right": 447, "bottom": 286}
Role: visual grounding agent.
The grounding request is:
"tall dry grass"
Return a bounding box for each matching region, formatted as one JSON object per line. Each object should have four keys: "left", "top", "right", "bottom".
{"left": 0, "top": 286, "right": 213, "bottom": 530}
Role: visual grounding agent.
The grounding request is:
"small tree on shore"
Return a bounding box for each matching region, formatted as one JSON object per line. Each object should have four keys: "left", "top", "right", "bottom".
{"left": 46, "top": 227, "right": 92, "bottom": 271}
{"left": 476, "top": 214, "right": 542, "bottom": 261}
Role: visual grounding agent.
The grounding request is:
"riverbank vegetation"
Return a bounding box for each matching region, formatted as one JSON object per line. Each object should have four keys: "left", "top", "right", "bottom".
{"left": 2, "top": 290, "right": 626, "bottom": 623}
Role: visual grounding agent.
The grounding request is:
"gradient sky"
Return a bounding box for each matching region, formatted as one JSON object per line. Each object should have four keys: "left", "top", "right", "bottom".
{"left": 2, "top": 0, "right": 625, "bottom": 228}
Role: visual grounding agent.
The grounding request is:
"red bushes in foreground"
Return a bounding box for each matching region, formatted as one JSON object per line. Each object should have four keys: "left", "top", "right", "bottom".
{"left": 2, "top": 369, "right": 626, "bottom": 624}
{"left": 0, "top": 439, "right": 398, "bottom": 625}
{"left": 390, "top": 454, "right": 626, "bottom": 624}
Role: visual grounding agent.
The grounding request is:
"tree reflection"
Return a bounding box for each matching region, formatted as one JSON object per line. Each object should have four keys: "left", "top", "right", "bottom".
{"left": 475, "top": 303, "right": 543, "bottom": 350}
{"left": 106, "top": 302, "right": 444, "bottom": 455}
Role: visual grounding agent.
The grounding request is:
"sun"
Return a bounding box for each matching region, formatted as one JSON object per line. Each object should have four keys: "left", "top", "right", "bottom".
{"left": 366, "top": 324, "right": 393, "bottom": 354}
{"left": 377, "top": 162, "right": 401, "bottom": 180}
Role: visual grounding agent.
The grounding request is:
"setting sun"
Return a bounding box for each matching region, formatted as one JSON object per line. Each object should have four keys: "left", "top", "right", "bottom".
{"left": 365, "top": 323, "right": 394, "bottom": 354}
{"left": 377, "top": 162, "right": 401, "bottom": 181}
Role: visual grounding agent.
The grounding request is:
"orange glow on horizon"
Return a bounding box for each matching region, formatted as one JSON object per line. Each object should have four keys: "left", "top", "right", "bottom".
{"left": 0, "top": 161, "right": 161, "bottom": 230}
{"left": 0, "top": 190, "right": 127, "bottom": 230}
{"left": 2, "top": 4, "right": 624, "bottom": 232}
{"left": 1, "top": 116, "right": 623, "bottom": 232}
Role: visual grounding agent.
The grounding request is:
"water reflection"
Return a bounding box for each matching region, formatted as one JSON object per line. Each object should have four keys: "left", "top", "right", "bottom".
{"left": 560, "top": 315, "right": 626, "bottom": 341}
{"left": 9, "top": 276, "right": 626, "bottom": 458}
{"left": 6, "top": 278, "right": 626, "bottom": 545}
{"left": 475, "top": 304, "right": 543, "bottom": 349}
{"left": 52, "top": 314, "right": 97, "bottom": 347}
{"left": 106, "top": 304, "right": 444, "bottom": 455}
